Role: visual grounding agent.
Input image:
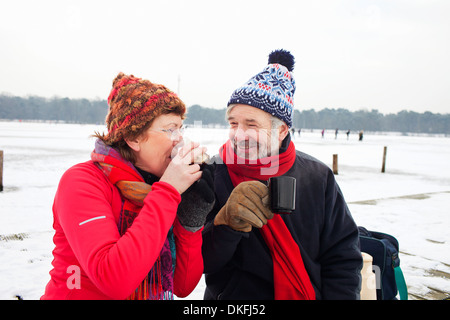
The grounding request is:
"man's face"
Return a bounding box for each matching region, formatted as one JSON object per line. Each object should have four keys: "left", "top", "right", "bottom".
{"left": 227, "top": 104, "right": 280, "bottom": 160}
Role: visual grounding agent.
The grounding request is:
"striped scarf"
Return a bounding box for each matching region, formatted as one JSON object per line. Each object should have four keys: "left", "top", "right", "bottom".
{"left": 91, "top": 139, "right": 175, "bottom": 300}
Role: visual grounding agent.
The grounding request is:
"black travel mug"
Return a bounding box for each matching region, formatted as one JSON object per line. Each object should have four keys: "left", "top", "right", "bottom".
{"left": 268, "top": 176, "right": 296, "bottom": 214}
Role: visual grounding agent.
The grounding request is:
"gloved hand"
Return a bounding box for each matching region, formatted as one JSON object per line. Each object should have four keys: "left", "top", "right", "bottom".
{"left": 214, "top": 181, "right": 273, "bottom": 232}
{"left": 176, "top": 163, "right": 216, "bottom": 232}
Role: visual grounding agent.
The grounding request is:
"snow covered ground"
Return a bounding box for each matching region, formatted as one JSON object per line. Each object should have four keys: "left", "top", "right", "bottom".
{"left": 0, "top": 121, "right": 449, "bottom": 300}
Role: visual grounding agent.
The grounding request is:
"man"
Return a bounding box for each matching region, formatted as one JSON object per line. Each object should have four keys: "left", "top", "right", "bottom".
{"left": 202, "top": 49, "right": 362, "bottom": 300}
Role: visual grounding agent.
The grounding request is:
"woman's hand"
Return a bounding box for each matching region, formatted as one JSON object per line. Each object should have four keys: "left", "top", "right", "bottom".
{"left": 177, "top": 162, "right": 215, "bottom": 231}
{"left": 160, "top": 140, "right": 206, "bottom": 194}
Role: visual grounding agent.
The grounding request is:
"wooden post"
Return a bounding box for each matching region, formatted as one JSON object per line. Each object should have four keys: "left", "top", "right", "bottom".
{"left": 0, "top": 150, "right": 3, "bottom": 192}
{"left": 381, "top": 146, "right": 387, "bottom": 173}
{"left": 333, "top": 154, "right": 338, "bottom": 175}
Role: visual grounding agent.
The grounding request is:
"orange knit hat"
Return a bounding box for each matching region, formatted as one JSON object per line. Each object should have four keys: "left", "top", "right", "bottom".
{"left": 103, "top": 72, "right": 186, "bottom": 144}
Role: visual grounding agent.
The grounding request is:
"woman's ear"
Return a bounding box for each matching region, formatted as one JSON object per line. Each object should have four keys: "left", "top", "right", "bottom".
{"left": 124, "top": 137, "right": 141, "bottom": 152}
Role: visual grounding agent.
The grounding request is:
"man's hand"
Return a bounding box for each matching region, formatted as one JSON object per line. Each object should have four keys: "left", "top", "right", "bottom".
{"left": 214, "top": 181, "right": 273, "bottom": 232}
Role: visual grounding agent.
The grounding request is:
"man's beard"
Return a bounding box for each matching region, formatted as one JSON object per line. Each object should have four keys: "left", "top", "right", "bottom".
{"left": 233, "top": 130, "right": 280, "bottom": 160}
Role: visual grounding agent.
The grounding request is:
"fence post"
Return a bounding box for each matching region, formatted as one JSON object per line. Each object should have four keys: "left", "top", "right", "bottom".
{"left": 381, "top": 146, "right": 387, "bottom": 173}
{"left": 333, "top": 154, "right": 338, "bottom": 175}
{"left": 0, "top": 150, "right": 3, "bottom": 191}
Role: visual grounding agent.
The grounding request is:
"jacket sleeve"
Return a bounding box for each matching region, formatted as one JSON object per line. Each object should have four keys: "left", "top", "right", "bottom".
{"left": 172, "top": 218, "right": 204, "bottom": 298}
{"left": 318, "top": 170, "right": 362, "bottom": 299}
{"left": 55, "top": 165, "right": 181, "bottom": 299}
{"left": 201, "top": 201, "right": 249, "bottom": 274}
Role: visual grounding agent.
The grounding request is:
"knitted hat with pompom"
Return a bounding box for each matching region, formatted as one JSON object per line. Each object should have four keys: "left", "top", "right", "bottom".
{"left": 103, "top": 72, "right": 185, "bottom": 144}
{"left": 227, "top": 49, "right": 296, "bottom": 128}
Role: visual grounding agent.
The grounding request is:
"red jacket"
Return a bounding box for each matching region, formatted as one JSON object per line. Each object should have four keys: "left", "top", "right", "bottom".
{"left": 41, "top": 161, "right": 203, "bottom": 299}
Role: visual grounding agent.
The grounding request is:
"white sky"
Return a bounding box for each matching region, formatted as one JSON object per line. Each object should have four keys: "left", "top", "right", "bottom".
{"left": 1, "top": 0, "right": 449, "bottom": 114}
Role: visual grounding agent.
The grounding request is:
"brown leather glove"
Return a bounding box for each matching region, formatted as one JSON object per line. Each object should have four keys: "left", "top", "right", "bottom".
{"left": 214, "top": 181, "right": 274, "bottom": 232}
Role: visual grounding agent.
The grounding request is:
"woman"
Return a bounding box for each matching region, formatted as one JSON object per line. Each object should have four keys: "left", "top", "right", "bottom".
{"left": 42, "top": 72, "right": 214, "bottom": 300}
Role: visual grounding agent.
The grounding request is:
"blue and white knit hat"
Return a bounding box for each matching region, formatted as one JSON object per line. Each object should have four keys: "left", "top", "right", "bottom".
{"left": 227, "top": 49, "right": 296, "bottom": 128}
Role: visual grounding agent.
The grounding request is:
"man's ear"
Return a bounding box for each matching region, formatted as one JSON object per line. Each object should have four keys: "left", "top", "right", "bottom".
{"left": 125, "top": 137, "right": 141, "bottom": 152}
{"left": 278, "top": 123, "right": 289, "bottom": 142}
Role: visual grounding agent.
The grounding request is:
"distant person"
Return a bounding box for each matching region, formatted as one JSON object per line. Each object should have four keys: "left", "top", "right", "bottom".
{"left": 42, "top": 72, "right": 214, "bottom": 300}
{"left": 291, "top": 127, "right": 296, "bottom": 138}
{"left": 321, "top": 129, "right": 325, "bottom": 138}
{"left": 347, "top": 129, "right": 350, "bottom": 140}
{"left": 335, "top": 128, "right": 339, "bottom": 139}
{"left": 359, "top": 130, "right": 364, "bottom": 141}
{"left": 298, "top": 128, "right": 301, "bottom": 137}
{"left": 202, "top": 49, "right": 362, "bottom": 300}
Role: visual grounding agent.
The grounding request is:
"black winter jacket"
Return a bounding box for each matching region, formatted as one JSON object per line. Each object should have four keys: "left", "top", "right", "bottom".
{"left": 202, "top": 144, "right": 362, "bottom": 300}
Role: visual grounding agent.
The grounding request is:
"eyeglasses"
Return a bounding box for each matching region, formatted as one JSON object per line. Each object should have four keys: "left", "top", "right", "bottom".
{"left": 151, "top": 126, "right": 185, "bottom": 140}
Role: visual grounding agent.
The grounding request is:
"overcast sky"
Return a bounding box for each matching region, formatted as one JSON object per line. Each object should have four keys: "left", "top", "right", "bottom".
{"left": 1, "top": 0, "right": 449, "bottom": 114}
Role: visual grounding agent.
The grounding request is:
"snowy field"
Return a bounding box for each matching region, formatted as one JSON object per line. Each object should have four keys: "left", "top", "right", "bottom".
{"left": 0, "top": 121, "right": 449, "bottom": 300}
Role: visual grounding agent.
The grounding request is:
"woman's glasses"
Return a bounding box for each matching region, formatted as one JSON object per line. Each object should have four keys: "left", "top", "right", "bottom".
{"left": 152, "top": 126, "right": 185, "bottom": 141}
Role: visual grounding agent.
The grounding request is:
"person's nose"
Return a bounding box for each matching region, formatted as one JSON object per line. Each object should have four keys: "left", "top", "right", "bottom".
{"left": 172, "top": 133, "right": 183, "bottom": 145}
{"left": 233, "top": 127, "right": 249, "bottom": 142}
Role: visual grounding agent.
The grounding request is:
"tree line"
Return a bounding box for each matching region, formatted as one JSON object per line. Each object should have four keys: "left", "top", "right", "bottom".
{"left": 0, "top": 95, "right": 107, "bottom": 124}
{"left": 291, "top": 108, "right": 450, "bottom": 134}
{"left": 185, "top": 105, "right": 450, "bottom": 134}
{"left": 1, "top": 95, "right": 449, "bottom": 134}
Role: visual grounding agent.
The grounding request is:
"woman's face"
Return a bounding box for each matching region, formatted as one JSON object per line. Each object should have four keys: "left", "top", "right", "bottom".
{"left": 126, "top": 113, "right": 183, "bottom": 177}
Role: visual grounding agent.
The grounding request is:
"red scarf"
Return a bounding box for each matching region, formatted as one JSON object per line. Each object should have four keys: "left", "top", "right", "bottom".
{"left": 219, "top": 139, "right": 316, "bottom": 300}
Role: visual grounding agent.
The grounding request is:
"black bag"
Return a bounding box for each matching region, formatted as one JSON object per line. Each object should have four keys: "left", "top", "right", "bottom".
{"left": 358, "top": 226, "right": 408, "bottom": 300}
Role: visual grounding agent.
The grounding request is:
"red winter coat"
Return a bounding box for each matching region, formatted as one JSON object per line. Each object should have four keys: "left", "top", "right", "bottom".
{"left": 41, "top": 161, "right": 203, "bottom": 300}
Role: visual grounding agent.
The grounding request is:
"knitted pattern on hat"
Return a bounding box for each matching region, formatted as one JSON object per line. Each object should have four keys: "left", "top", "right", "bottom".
{"left": 104, "top": 72, "right": 185, "bottom": 144}
{"left": 228, "top": 49, "right": 296, "bottom": 128}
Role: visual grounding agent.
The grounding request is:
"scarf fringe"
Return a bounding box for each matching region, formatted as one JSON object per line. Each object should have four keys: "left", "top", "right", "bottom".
{"left": 127, "top": 258, "right": 174, "bottom": 300}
